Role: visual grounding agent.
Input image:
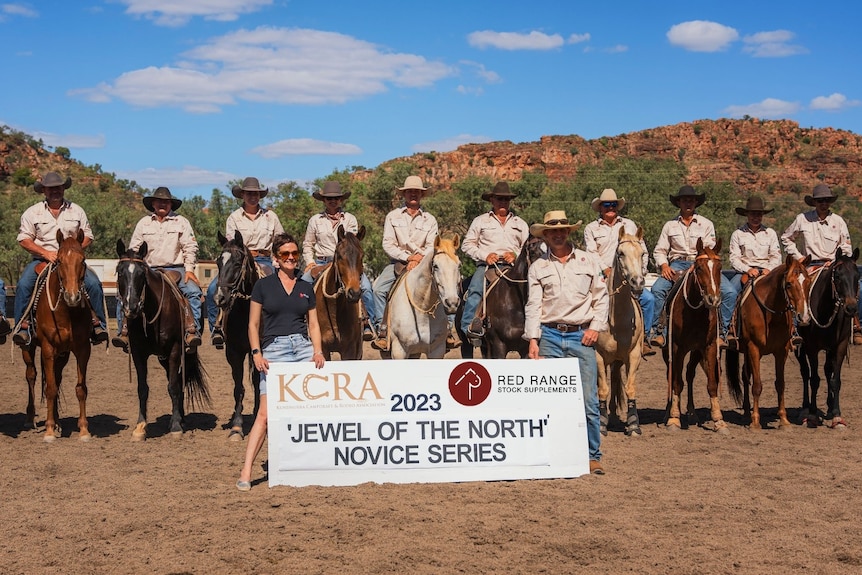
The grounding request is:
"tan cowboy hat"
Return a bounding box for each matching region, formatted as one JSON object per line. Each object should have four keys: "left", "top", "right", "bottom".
{"left": 143, "top": 186, "right": 182, "bottom": 212}
{"left": 804, "top": 183, "right": 837, "bottom": 207}
{"left": 398, "top": 175, "right": 430, "bottom": 195}
{"left": 735, "top": 195, "right": 773, "bottom": 216}
{"left": 669, "top": 185, "right": 705, "bottom": 207}
{"left": 529, "top": 210, "right": 583, "bottom": 238}
{"left": 590, "top": 188, "right": 626, "bottom": 212}
{"left": 481, "top": 181, "right": 518, "bottom": 201}
{"left": 312, "top": 180, "right": 351, "bottom": 201}
{"left": 231, "top": 176, "right": 269, "bottom": 199}
{"left": 34, "top": 171, "right": 72, "bottom": 194}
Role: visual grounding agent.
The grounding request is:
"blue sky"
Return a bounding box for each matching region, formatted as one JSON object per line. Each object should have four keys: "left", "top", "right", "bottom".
{"left": 2, "top": 0, "right": 861, "bottom": 199}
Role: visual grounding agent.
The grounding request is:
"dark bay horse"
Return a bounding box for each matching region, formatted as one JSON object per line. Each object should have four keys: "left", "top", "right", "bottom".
{"left": 214, "top": 230, "right": 261, "bottom": 440}
{"left": 116, "top": 240, "right": 210, "bottom": 440}
{"left": 456, "top": 236, "right": 545, "bottom": 359}
{"left": 795, "top": 248, "right": 860, "bottom": 428}
{"left": 726, "top": 256, "right": 811, "bottom": 429}
{"left": 315, "top": 225, "right": 366, "bottom": 361}
{"left": 22, "top": 230, "right": 93, "bottom": 441}
{"left": 662, "top": 238, "right": 727, "bottom": 432}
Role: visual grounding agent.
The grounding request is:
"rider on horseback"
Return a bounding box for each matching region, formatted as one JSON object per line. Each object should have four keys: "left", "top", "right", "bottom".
{"left": 12, "top": 171, "right": 108, "bottom": 347}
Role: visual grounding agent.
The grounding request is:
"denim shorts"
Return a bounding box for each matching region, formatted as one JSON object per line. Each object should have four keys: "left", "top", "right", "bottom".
{"left": 260, "top": 334, "right": 314, "bottom": 395}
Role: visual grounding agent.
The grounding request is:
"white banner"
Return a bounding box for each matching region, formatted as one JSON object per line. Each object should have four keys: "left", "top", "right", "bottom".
{"left": 267, "top": 358, "right": 588, "bottom": 487}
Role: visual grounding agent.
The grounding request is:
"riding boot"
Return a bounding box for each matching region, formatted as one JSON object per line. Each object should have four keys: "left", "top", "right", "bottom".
{"left": 362, "top": 318, "right": 375, "bottom": 342}
{"left": 211, "top": 310, "right": 225, "bottom": 349}
{"left": 467, "top": 307, "right": 485, "bottom": 338}
{"left": 183, "top": 308, "right": 202, "bottom": 353}
{"left": 0, "top": 314, "right": 11, "bottom": 339}
{"left": 649, "top": 314, "right": 666, "bottom": 348}
{"left": 446, "top": 320, "right": 461, "bottom": 350}
{"left": 90, "top": 307, "right": 108, "bottom": 345}
{"left": 371, "top": 323, "right": 388, "bottom": 351}
{"left": 111, "top": 324, "right": 129, "bottom": 353}
{"left": 12, "top": 320, "right": 31, "bottom": 348}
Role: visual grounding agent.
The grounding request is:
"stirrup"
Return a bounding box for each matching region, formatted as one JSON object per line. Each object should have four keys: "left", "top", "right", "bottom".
{"left": 12, "top": 325, "right": 31, "bottom": 348}
{"left": 111, "top": 334, "right": 129, "bottom": 353}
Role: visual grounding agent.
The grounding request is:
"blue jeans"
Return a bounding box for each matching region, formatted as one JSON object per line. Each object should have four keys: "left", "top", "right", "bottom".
{"left": 461, "top": 265, "right": 488, "bottom": 334}
{"left": 0, "top": 277, "right": 6, "bottom": 317}
{"left": 638, "top": 289, "right": 655, "bottom": 337}
{"left": 14, "top": 260, "right": 106, "bottom": 328}
{"left": 116, "top": 266, "right": 202, "bottom": 333}
{"left": 372, "top": 264, "right": 398, "bottom": 331}
{"left": 538, "top": 325, "right": 601, "bottom": 462}
{"left": 301, "top": 257, "right": 376, "bottom": 327}
{"left": 206, "top": 255, "right": 273, "bottom": 333}
{"left": 650, "top": 261, "right": 734, "bottom": 335}
{"left": 259, "top": 334, "right": 314, "bottom": 395}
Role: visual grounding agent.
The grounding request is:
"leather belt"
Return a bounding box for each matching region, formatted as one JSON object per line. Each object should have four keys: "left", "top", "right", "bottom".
{"left": 673, "top": 255, "right": 697, "bottom": 262}
{"left": 250, "top": 250, "right": 271, "bottom": 257}
{"left": 542, "top": 322, "right": 588, "bottom": 333}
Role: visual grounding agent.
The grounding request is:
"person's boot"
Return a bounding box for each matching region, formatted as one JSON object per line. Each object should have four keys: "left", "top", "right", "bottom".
{"left": 0, "top": 314, "right": 11, "bottom": 339}
{"left": 89, "top": 308, "right": 108, "bottom": 344}
{"left": 791, "top": 330, "right": 804, "bottom": 348}
{"left": 112, "top": 325, "right": 129, "bottom": 353}
{"left": 649, "top": 331, "right": 665, "bottom": 348}
{"left": 12, "top": 320, "right": 31, "bottom": 347}
{"left": 211, "top": 326, "right": 225, "bottom": 349}
{"left": 363, "top": 319, "right": 375, "bottom": 342}
{"left": 185, "top": 330, "right": 202, "bottom": 352}
{"left": 641, "top": 339, "right": 656, "bottom": 357}
{"left": 467, "top": 314, "right": 485, "bottom": 338}
{"left": 371, "top": 324, "right": 389, "bottom": 351}
{"left": 446, "top": 320, "right": 461, "bottom": 350}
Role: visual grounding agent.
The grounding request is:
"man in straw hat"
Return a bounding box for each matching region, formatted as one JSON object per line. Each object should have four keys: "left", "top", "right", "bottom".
{"left": 583, "top": 188, "right": 655, "bottom": 356}
{"left": 460, "top": 181, "right": 529, "bottom": 345}
{"left": 525, "top": 210, "right": 607, "bottom": 475}
{"left": 649, "top": 185, "right": 735, "bottom": 349}
{"left": 12, "top": 171, "right": 108, "bottom": 347}
{"left": 301, "top": 180, "right": 376, "bottom": 340}
{"left": 112, "top": 187, "right": 203, "bottom": 352}
{"left": 780, "top": 183, "right": 861, "bottom": 343}
{"left": 207, "top": 177, "right": 284, "bottom": 348}
{"left": 371, "top": 175, "right": 439, "bottom": 351}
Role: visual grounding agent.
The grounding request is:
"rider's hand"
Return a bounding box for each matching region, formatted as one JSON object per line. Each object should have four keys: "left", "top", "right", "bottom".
{"left": 660, "top": 264, "right": 676, "bottom": 281}
{"left": 184, "top": 271, "right": 201, "bottom": 286}
{"left": 485, "top": 253, "right": 499, "bottom": 265}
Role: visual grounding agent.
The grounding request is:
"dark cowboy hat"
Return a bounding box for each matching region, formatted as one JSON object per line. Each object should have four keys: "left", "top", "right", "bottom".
{"left": 804, "top": 183, "right": 837, "bottom": 207}
{"left": 34, "top": 171, "right": 72, "bottom": 194}
{"left": 481, "top": 181, "right": 518, "bottom": 201}
{"left": 669, "top": 185, "right": 705, "bottom": 207}
{"left": 312, "top": 180, "right": 351, "bottom": 201}
{"left": 143, "top": 187, "right": 182, "bottom": 212}
{"left": 735, "top": 195, "right": 773, "bottom": 216}
{"left": 231, "top": 176, "right": 269, "bottom": 199}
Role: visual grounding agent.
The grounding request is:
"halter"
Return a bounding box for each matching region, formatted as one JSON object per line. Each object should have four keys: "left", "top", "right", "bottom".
{"left": 681, "top": 253, "right": 720, "bottom": 309}
{"left": 217, "top": 247, "right": 255, "bottom": 311}
{"left": 404, "top": 250, "right": 448, "bottom": 315}
{"left": 608, "top": 237, "right": 642, "bottom": 296}
{"left": 808, "top": 263, "right": 848, "bottom": 329}
{"left": 117, "top": 256, "right": 167, "bottom": 326}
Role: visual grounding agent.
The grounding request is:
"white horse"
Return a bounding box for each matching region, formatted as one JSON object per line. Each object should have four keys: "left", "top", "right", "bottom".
{"left": 384, "top": 234, "right": 462, "bottom": 359}
{"left": 595, "top": 227, "right": 646, "bottom": 436}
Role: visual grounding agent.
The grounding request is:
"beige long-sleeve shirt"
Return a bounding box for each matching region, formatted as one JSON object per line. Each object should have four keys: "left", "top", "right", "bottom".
{"left": 729, "top": 224, "right": 782, "bottom": 273}
{"left": 461, "top": 211, "right": 529, "bottom": 263}
{"left": 583, "top": 216, "right": 649, "bottom": 272}
{"left": 129, "top": 212, "right": 198, "bottom": 272}
{"left": 381, "top": 207, "right": 438, "bottom": 263}
{"left": 780, "top": 210, "right": 851, "bottom": 262}
{"left": 302, "top": 211, "right": 360, "bottom": 266}
{"left": 17, "top": 200, "right": 94, "bottom": 251}
{"left": 225, "top": 207, "right": 284, "bottom": 253}
{"left": 653, "top": 214, "right": 717, "bottom": 268}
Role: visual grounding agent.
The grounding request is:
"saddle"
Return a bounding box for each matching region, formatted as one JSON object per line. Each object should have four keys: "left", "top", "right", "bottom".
{"left": 309, "top": 263, "right": 330, "bottom": 282}
{"left": 662, "top": 269, "right": 691, "bottom": 313}
{"left": 16, "top": 264, "right": 54, "bottom": 331}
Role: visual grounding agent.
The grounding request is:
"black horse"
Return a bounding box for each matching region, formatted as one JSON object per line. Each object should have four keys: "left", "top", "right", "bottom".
{"left": 213, "top": 230, "right": 262, "bottom": 440}
{"left": 795, "top": 248, "right": 860, "bottom": 428}
{"left": 116, "top": 240, "right": 210, "bottom": 439}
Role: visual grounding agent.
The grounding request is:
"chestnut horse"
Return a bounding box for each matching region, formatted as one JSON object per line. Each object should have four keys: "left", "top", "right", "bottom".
{"left": 315, "top": 226, "right": 366, "bottom": 361}
{"left": 116, "top": 240, "right": 210, "bottom": 440}
{"left": 726, "top": 256, "right": 811, "bottom": 429}
{"left": 213, "top": 230, "right": 261, "bottom": 440}
{"left": 22, "top": 230, "right": 93, "bottom": 441}
{"left": 596, "top": 227, "right": 647, "bottom": 436}
{"left": 662, "top": 238, "right": 727, "bottom": 432}
{"left": 795, "top": 248, "right": 860, "bottom": 428}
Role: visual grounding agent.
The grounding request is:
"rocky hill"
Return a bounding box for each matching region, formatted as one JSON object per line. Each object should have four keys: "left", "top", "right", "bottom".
{"left": 363, "top": 118, "right": 862, "bottom": 197}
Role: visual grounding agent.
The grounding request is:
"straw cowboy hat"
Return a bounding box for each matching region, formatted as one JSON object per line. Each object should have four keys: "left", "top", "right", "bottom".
{"left": 735, "top": 195, "right": 774, "bottom": 216}
{"left": 590, "top": 188, "right": 626, "bottom": 212}
{"left": 34, "top": 171, "right": 72, "bottom": 194}
{"left": 481, "top": 181, "right": 518, "bottom": 201}
{"left": 231, "top": 176, "right": 269, "bottom": 199}
{"left": 312, "top": 180, "right": 351, "bottom": 201}
{"left": 804, "top": 183, "right": 838, "bottom": 207}
{"left": 143, "top": 187, "right": 182, "bottom": 212}
{"left": 398, "top": 175, "right": 431, "bottom": 196}
{"left": 669, "top": 185, "right": 705, "bottom": 207}
{"left": 529, "top": 210, "right": 583, "bottom": 238}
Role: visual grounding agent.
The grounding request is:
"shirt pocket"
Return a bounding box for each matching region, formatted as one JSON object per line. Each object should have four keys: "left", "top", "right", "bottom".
{"left": 535, "top": 268, "right": 560, "bottom": 298}
{"left": 59, "top": 219, "right": 82, "bottom": 239}
{"left": 819, "top": 226, "right": 840, "bottom": 251}
{"left": 667, "top": 231, "right": 687, "bottom": 251}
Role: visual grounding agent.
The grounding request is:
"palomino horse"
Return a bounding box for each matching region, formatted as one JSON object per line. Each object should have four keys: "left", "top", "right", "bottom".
{"left": 596, "top": 227, "right": 647, "bottom": 436}
{"left": 795, "top": 248, "right": 860, "bottom": 428}
{"left": 315, "top": 226, "right": 366, "bottom": 361}
{"left": 116, "top": 240, "right": 210, "bottom": 439}
{"left": 726, "top": 256, "right": 811, "bottom": 429}
{"left": 456, "top": 236, "right": 545, "bottom": 359}
{"left": 214, "top": 230, "right": 261, "bottom": 440}
{"left": 662, "top": 238, "right": 727, "bottom": 432}
{"left": 382, "top": 234, "right": 462, "bottom": 359}
{"left": 22, "top": 230, "right": 94, "bottom": 441}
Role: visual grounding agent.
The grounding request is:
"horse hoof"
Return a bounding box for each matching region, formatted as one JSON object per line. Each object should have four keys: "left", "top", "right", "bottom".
{"left": 624, "top": 427, "right": 642, "bottom": 437}
{"left": 43, "top": 434, "right": 56, "bottom": 443}
{"left": 79, "top": 433, "right": 92, "bottom": 442}
{"left": 804, "top": 417, "right": 820, "bottom": 429}
{"left": 228, "top": 429, "right": 244, "bottom": 442}
{"left": 665, "top": 419, "right": 681, "bottom": 431}
{"left": 830, "top": 418, "right": 848, "bottom": 429}
{"left": 170, "top": 431, "right": 183, "bottom": 439}
{"left": 600, "top": 428, "right": 608, "bottom": 437}
{"left": 131, "top": 431, "right": 146, "bottom": 442}
{"left": 714, "top": 424, "right": 730, "bottom": 435}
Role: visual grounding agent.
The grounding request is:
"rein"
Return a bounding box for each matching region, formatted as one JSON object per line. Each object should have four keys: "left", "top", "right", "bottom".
{"left": 117, "top": 256, "right": 167, "bottom": 326}
{"left": 808, "top": 266, "right": 845, "bottom": 329}
{"left": 404, "top": 251, "right": 444, "bottom": 316}
{"left": 319, "top": 262, "right": 344, "bottom": 299}
{"left": 681, "top": 253, "right": 720, "bottom": 309}
{"left": 218, "top": 248, "right": 255, "bottom": 312}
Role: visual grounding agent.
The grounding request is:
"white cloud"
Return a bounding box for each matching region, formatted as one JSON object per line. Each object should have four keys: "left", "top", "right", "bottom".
{"left": 456, "top": 85, "right": 484, "bottom": 96}
{"left": 73, "top": 27, "right": 454, "bottom": 112}
{"left": 723, "top": 98, "right": 801, "bottom": 118}
{"left": 604, "top": 44, "right": 628, "bottom": 54}
{"left": 118, "top": 0, "right": 272, "bottom": 27}
{"left": 114, "top": 166, "right": 238, "bottom": 189}
{"left": 459, "top": 60, "right": 501, "bottom": 84}
{"left": 411, "top": 134, "right": 492, "bottom": 153}
{"left": 250, "top": 139, "right": 361, "bottom": 159}
{"left": 32, "top": 130, "right": 106, "bottom": 149}
{"left": 742, "top": 30, "right": 807, "bottom": 57}
{"left": 568, "top": 33, "right": 590, "bottom": 44}
{"left": 1, "top": 3, "right": 38, "bottom": 20}
{"left": 667, "top": 20, "right": 739, "bottom": 52}
{"left": 810, "top": 93, "right": 861, "bottom": 111}
{"left": 468, "top": 30, "right": 564, "bottom": 51}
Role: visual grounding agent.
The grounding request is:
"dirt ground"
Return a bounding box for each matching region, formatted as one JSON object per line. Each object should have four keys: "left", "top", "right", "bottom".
{"left": 2, "top": 336, "right": 862, "bottom": 575}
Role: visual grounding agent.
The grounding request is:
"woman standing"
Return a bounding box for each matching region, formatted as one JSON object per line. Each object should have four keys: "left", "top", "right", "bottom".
{"left": 237, "top": 233, "right": 325, "bottom": 491}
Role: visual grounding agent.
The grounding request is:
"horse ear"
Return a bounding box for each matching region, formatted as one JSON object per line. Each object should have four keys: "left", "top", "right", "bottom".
{"left": 356, "top": 225, "right": 366, "bottom": 241}
{"left": 76, "top": 229, "right": 85, "bottom": 244}
{"left": 617, "top": 226, "right": 626, "bottom": 241}
{"left": 853, "top": 248, "right": 860, "bottom": 262}
{"left": 139, "top": 242, "right": 149, "bottom": 259}
{"left": 451, "top": 233, "right": 460, "bottom": 250}
{"left": 116, "top": 239, "right": 126, "bottom": 257}
{"left": 696, "top": 237, "right": 705, "bottom": 252}
{"left": 337, "top": 226, "right": 346, "bottom": 241}
{"left": 56, "top": 229, "right": 65, "bottom": 245}
{"left": 636, "top": 226, "right": 644, "bottom": 241}
{"left": 218, "top": 230, "right": 228, "bottom": 247}
{"left": 234, "top": 230, "right": 244, "bottom": 247}
{"left": 713, "top": 238, "right": 722, "bottom": 253}
{"left": 802, "top": 254, "right": 812, "bottom": 267}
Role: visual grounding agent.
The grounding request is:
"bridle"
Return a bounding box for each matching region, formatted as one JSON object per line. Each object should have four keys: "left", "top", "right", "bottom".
{"left": 681, "top": 252, "right": 721, "bottom": 309}
{"left": 117, "top": 256, "right": 167, "bottom": 325}
{"left": 217, "top": 246, "right": 255, "bottom": 310}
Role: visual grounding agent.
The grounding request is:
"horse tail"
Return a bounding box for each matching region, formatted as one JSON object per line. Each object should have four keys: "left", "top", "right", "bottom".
{"left": 183, "top": 352, "right": 212, "bottom": 410}
{"left": 725, "top": 349, "right": 743, "bottom": 404}
{"left": 609, "top": 361, "right": 626, "bottom": 415}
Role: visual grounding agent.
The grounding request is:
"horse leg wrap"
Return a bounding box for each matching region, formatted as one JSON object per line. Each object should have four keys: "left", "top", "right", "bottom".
{"left": 599, "top": 400, "right": 609, "bottom": 436}
{"left": 625, "top": 399, "right": 641, "bottom": 436}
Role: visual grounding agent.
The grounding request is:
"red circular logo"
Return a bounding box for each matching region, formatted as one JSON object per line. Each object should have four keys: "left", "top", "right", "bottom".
{"left": 448, "top": 361, "right": 492, "bottom": 406}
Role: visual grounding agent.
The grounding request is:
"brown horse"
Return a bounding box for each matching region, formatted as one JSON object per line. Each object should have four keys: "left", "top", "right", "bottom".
{"left": 22, "top": 230, "right": 93, "bottom": 441}
{"left": 662, "top": 238, "right": 727, "bottom": 432}
{"left": 315, "top": 226, "right": 366, "bottom": 361}
{"left": 726, "top": 256, "right": 811, "bottom": 429}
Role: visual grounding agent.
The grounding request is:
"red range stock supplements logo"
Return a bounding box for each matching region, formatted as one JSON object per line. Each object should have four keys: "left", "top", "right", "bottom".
{"left": 448, "top": 361, "right": 492, "bottom": 406}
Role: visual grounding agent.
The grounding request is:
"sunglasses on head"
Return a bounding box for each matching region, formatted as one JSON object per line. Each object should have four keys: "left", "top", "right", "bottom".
{"left": 277, "top": 250, "right": 300, "bottom": 259}
{"left": 601, "top": 201, "right": 618, "bottom": 209}
{"left": 545, "top": 219, "right": 569, "bottom": 226}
